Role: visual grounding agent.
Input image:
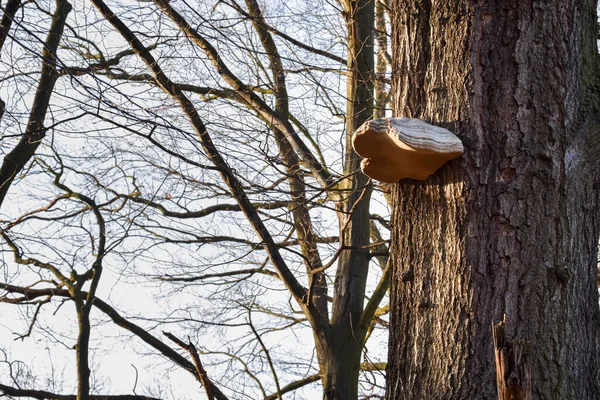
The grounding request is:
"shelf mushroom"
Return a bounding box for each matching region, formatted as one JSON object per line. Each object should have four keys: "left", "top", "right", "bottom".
{"left": 352, "top": 117, "right": 464, "bottom": 183}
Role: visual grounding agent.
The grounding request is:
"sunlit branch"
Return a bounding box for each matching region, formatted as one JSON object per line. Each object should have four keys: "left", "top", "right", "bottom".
{"left": 0, "top": 232, "right": 70, "bottom": 285}
{"left": 357, "top": 221, "right": 389, "bottom": 343}
{"left": 263, "top": 373, "right": 321, "bottom": 400}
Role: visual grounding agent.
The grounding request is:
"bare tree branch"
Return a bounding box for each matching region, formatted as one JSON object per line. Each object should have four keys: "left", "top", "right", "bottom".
{"left": 88, "top": 0, "right": 331, "bottom": 343}
{"left": 262, "top": 362, "right": 385, "bottom": 400}
{"left": 263, "top": 373, "right": 320, "bottom": 400}
{"left": 0, "top": 0, "right": 21, "bottom": 53}
{"left": 247, "top": 308, "right": 281, "bottom": 399}
{"left": 151, "top": 0, "right": 334, "bottom": 188}
{"left": 0, "top": 283, "right": 230, "bottom": 400}
{"left": 0, "top": 384, "right": 161, "bottom": 400}
{"left": 163, "top": 332, "right": 215, "bottom": 400}
{"left": 0, "top": 0, "right": 71, "bottom": 209}
{"left": 222, "top": 0, "right": 346, "bottom": 65}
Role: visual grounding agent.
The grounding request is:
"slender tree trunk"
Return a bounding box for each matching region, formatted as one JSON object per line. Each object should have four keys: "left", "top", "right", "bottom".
{"left": 323, "top": 0, "right": 374, "bottom": 398}
{"left": 387, "top": 1, "right": 600, "bottom": 399}
{"left": 75, "top": 303, "right": 91, "bottom": 400}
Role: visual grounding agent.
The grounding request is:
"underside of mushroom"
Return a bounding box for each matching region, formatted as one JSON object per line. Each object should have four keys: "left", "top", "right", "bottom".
{"left": 352, "top": 117, "right": 464, "bottom": 183}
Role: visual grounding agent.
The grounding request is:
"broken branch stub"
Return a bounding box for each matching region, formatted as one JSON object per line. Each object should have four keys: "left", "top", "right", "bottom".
{"left": 352, "top": 117, "right": 464, "bottom": 183}
{"left": 492, "top": 320, "right": 531, "bottom": 400}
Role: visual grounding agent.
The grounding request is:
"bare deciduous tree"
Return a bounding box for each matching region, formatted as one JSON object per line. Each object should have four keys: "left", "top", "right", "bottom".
{"left": 0, "top": 0, "right": 391, "bottom": 399}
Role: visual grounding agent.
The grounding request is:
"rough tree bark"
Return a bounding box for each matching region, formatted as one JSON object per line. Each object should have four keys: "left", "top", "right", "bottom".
{"left": 387, "top": 1, "right": 600, "bottom": 399}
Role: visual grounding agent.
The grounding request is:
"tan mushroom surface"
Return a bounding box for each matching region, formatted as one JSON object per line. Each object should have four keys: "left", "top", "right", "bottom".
{"left": 352, "top": 117, "right": 464, "bottom": 183}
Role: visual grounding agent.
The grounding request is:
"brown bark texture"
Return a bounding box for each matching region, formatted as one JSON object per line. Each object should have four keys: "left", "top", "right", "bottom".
{"left": 387, "top": 1, "right": 600, "bottom": 399}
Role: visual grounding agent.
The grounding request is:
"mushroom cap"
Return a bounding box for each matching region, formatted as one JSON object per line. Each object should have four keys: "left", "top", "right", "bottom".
{"left": 352, "top": 117, "right": 464, "bottom": 183}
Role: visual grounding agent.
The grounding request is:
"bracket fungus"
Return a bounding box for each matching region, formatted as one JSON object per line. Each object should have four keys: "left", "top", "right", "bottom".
{"left": 352, "top": 117, "right": 464, "bottom": 183}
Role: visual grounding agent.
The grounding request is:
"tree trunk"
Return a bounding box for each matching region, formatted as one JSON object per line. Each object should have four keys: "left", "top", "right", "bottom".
{"left": 387, "top": 1, "right": 600, "bottom": 399}
{"left": 323, "top": 0, "right": 374, "bottom": 398}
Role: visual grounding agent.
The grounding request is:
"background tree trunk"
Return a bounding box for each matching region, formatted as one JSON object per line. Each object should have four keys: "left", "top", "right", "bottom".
{"left": 386, "top": 1, "right": 600, "bottom": 399}
{"left": 323, "top": 0, "right": 374, "bottom": 398}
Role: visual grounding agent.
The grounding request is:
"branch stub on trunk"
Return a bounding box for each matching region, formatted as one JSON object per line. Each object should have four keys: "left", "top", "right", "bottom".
{"left": 492, "top": 319, "right": 532, "bottom": 400}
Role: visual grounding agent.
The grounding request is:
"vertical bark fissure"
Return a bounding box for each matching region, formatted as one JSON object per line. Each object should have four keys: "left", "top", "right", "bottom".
{"left": 563, "top": 0, "right": 600, "bottom": 396}
{"left": 393, "top": 0, "right": 431, "bottom": 118}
